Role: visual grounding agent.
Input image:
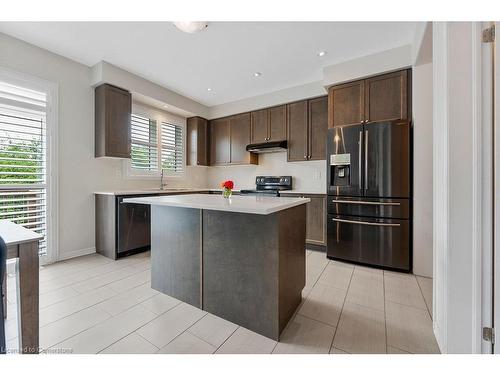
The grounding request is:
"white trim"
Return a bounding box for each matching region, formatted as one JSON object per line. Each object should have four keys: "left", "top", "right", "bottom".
{"left": 0, "top": 66, "right": 59, "bottom": 265}
{"left": 494, "top": 21, "right": 500, "bottom": 355}
{"left": 432, "top": 21, "right": 449, "bottom": 353}
{"left": 471, "top": 22, "right": 483, "bottom": 354}
{"left": 57, "top": 247, "right": 96, "bottom": 261}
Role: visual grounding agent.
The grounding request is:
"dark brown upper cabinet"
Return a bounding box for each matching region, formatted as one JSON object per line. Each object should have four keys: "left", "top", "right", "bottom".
{"left": 250, "top": 109, "right": 268, "bottom": 143}
{"left": 308, "top": 96, "right": 328, "bottom": 161}
{"left": 187, "top": 116, "right": 209, "bottom": 166}
{"left": 328, "top": 69, "right": 410, "bottom": 128}
{"left": 287, "top": 97, "right": 328, "bottom": 162}
{"left": 269, "top": 105, "right": 287, "bottom": 141}
{"left": 209, "top": 118, "right": 230, "bottom": 165}
{"left": 95, "top": 83, "right": 132, "bottom": 158}
{"left": 328, "top": 80, "right": 365, "bottom": 128}
{"left": 287, "top": 100, "right": 309, "bottom": 162}
{"left": 364, "top": 70, "right": 408, "bottom": 123}
{"left": 229, "top": 113, "right": 258, "bottom": 165}
{"left": 209, "top": 114, "right": 257, "bottom": 166}
{"left": 250, "top": 105, "right": 286, "bottom": 143}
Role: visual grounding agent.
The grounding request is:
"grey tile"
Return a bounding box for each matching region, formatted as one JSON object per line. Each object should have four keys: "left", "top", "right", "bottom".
{"left": 273, "top": 314, "right": 336, "bottom": 354}
{"left": 345, "top": 267, "right": 385, "bottom": 311}
{"left": 298, "top": 283, "right": 346, "bottom": 327}
{"left": 136, "top": 303, "right": 206, "bottom": 349}
{"left": 55, "top": 305, "right": 156, "bottom": 354}
{"left": 40, "top": 305, "right": 112, "bottom": 349}
{"left": 306, "top": 251, "right": 329, "bottom": 269}
{"left": 387, "top": 345, "right": 411, "bottom": 354}
{"left": 317, "top": 261, "right": 354, "bottom": 290}
{"left": 101, "top": 333, "right": 158, "bottom": 354}
{"left": 188, "top": 313, "right": 238, "bottom": 347}
{"left": 333, "top": 302, "right": 386, "bottom": 354}
{"left": 158, "top": 331, "right": 216, "bottom": 354}
{"left": 385, "top": 301, "right": 440, "bottom": 354}
{"left": 96, "top": 282, "right": 158, "bottom": 316}
{"left": 139, "top": 293, "right": 181, "bottom": 315}
{"left": 384, "top": 272, "right": 427, "bottom": 310}
{"left": 416, "top": 276, "right": 433, "bottom": 318}
{"left": 330, "top": 346, "right": 349, "bottom": 354}
{"left": 216, "top": 327, "right": 277, "bottom": 354}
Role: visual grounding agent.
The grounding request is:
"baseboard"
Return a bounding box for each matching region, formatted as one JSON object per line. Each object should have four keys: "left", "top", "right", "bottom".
{"left": 306, "top": 243, "right": 326, "bottom": 252}
{"left": 57, "top": 247, "right": 96, "bottom": 261}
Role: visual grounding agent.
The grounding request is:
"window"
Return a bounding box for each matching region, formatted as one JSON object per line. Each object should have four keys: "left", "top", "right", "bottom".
{"left": 160, "top": 121, "right": 183, "bottom": 173}
{"left": 0, "top": 80, "right": 47, "bottom": 255}
{"left": 128, "top": 106, "right": 184, "bottom": 177}
{"left": 131, "top": 114, "right": 157, "bottom": 171}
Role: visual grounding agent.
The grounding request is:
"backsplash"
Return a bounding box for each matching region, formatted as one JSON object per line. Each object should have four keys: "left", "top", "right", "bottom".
{"left": 206, "top": 152, "right": 326, "bottom": 193}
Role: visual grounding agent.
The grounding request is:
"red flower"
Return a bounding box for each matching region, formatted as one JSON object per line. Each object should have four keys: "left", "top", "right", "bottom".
{"left": 221, "top": 180, "right": 234, "bottom": 190}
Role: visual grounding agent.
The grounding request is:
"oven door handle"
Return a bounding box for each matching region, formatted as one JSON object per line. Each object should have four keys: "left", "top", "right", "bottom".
{"left": 331, "top": 218, "right": 400, "bottom": 227}
{"left": 331, "top": 200, "right": 400, "bottom": 206}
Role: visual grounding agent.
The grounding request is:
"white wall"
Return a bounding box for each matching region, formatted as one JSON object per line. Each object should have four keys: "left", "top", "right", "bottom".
{"left": 206, "top": 153, "right": 326, "bottom": 193}
{"left": 432, "top": 22, "right": 482, "bottom": 353}
{"left": 0, "top": 32, "right": 206, "bottom": 260}
{"left": 412, "top": 63, "right": 433, "bottom": 277}
{"left": 322, "top": 45, "right": 413, "bottom": 87}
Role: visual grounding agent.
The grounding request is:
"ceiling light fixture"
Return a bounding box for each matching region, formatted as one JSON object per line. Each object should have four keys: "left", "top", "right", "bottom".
{"left": 207, "top": 88, "right": 212, "bottom": 92}
{"left": 173, "top": 21, "right": 208, "bottom": 34}
{"left": 317, "top": 50, "right": 327, "bottom": 57}
{"left": 253, "top": 72, "right": 262, "bottom": 77}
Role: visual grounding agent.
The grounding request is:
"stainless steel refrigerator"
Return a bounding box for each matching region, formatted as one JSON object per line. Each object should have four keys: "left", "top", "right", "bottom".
{"left": 326, "top": 120, "right": 411, "bottom": 271}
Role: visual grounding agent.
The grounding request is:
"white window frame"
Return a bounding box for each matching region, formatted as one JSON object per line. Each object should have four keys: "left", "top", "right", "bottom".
{"left": 0, "top": 66, "right": 59, "bottom": 265}
{"left": 124, "top": 102, "right": 186, "bottom": 180}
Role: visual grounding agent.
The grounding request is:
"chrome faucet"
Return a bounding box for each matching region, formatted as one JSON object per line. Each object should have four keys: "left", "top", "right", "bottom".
{"left": 160, "top": 169, "right": 166, "bottom": 190}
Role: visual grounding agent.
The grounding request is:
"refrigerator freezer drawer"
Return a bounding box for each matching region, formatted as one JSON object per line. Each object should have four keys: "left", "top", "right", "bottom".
{"left": 327, "top": 214, "right": 410, "bottom": 271}
{"left": 327, "top": 196, "right": 410, "bottom": 219}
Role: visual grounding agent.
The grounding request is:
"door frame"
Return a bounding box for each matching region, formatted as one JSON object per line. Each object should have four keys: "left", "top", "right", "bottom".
{"left": 0, "top": 66, "right": 59, "bottom": 265}
{"left": 493, "top": 21, "right": 499, "bottom": 355}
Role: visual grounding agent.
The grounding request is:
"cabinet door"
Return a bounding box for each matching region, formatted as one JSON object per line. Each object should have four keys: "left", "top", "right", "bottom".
{"left": 305, "top": 195, "right": 327, "bottom": 245}
{"left": 95, "top": 84, "right": 131, "bottom": 158}
{"left": 209, "top": 118, "right": 230, "bottom": 165}
{"left": 250, "top": 109, "right": 269, "bottom": 143}
{"left": 308, "top": 96, "right": 328, "bottom": 160}
{"left": 229, "top": 113, "right": 256, "bottom": 164}
{"left": 287, "top": 100, "right": 308, "bottom": 162}
{"left": 269, "top": 105, "right": 286, "bottom": 141}
{"left": 364, "top": 70, "right": 408, "bottom": 123}
{"left": 187, "top": 117, "right": 209, "bottom": 166}
{"left": 328, "top": 80, "right": 364, "bottom": 128}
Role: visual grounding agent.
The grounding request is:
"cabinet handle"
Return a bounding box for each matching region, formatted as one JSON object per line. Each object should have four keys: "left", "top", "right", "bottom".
{"left": 304, "top": 155, "right": 307, "bottom": 159}
{"left": 331, "top": 199, "right": 400, "bottom": 206}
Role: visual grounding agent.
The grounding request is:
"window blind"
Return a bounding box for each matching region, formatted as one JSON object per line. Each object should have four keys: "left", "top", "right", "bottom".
{"left": 131, "top": 114, "right": 158, "bottom": 171}
{"left": 0, "top": 81, "right": 47, "bottom": 254}
{"left": 160, "top": 121, "right": 183, "bottom": 173}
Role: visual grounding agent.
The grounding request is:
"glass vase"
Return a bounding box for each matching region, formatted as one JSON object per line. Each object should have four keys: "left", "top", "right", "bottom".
{"left": 222, "top": 188, "right": 232, "bottom": 198}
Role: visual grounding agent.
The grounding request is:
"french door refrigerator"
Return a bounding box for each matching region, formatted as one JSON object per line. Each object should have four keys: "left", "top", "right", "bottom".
{"left": 326, "top": 120, "right": 411, "bottom": 271}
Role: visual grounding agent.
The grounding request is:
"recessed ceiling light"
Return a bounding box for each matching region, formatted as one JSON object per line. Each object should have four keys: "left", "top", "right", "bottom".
{"left": 317, "top": 50, "right": 327, "bottom": 57}
{"left": 162, "top": 105, "right": 168, "bottom": 108}
{"left": 254, "top": 72, "right": 262, "bottom": 77}
{"left": 173, "top": 22, "right": 208, "bottom": 34}
{"left": 207, "top": 88, "right": 212, "bottom": 92}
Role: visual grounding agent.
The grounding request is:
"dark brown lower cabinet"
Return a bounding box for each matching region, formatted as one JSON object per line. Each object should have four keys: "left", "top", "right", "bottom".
{"left": 283, "top": 193, "right": 326, "bottom": 247}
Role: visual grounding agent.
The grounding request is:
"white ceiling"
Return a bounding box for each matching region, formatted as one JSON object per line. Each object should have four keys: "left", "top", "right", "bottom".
{"left": 0, "top": 22, "right": 419, "bottom": 106}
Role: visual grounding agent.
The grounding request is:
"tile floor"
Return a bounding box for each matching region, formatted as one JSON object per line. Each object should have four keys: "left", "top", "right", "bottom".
{"left": 4, "top": 250, "right": 439, "bottom": 354}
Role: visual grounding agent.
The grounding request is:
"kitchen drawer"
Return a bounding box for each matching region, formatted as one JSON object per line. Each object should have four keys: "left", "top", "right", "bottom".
{"left": 327, "top": 196, "right": 410, "bottom": 219}
{"left": 327, "top": 214, "right": 410, "bottom": 271}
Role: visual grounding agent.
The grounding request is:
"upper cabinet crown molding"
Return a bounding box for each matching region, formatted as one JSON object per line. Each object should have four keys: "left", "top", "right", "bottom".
{"left": 328, "top": 69, "right": 410, "bottom": 128}
{"left": 95, "top": 83, "right": 132, "bottom": 158}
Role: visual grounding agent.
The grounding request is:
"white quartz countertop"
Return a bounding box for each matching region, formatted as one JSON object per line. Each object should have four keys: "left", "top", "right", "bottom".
{"left": 0, "top": 219, "right": 43, "bottom": 246}
{"left": 93, "top": 188, "right": 212, "bottom": 196}
{"left": 123, "top": 194, "right": 310, "bottom": 215}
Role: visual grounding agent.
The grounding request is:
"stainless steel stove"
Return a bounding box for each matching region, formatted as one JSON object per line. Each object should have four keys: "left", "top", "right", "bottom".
{"left": 240, "top": 176, "right": 292, "bottom": 197}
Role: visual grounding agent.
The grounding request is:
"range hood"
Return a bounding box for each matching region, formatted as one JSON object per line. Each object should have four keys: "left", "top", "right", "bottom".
{"left": 246, "top": 140, "right": 287, "bottom": 153}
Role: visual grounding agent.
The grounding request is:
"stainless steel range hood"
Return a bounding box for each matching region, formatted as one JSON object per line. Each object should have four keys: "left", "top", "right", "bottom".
{"left": 246, "top": 140, "right": 287, "bottom": 153}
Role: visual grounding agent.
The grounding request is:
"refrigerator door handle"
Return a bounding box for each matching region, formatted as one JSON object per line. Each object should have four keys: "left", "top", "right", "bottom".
{"left": 358, "top": 130, "right": 363, "bottom": 190}
{"left": 364, "top": 129, "right": 369, "bottom": 190}
{"left": 331, "top": 199, "right": 401, "bottom": 206}
{"left": 331, "top": 218, "right": 400, "bottom": 227}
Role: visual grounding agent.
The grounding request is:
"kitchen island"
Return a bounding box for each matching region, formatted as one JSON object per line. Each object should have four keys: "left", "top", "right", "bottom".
{"left": 123, "top": 194, "right": 309, "bottom": 340}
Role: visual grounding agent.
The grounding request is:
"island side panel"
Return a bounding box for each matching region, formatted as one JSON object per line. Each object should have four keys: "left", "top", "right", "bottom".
{"left": 202, "top": 210, "right": 280, "bottom": 340}
{"left": 278, "top": 204, "right": 306, "bottom": 333}
{"left": 150, "top": 206, "right": 201, "bottom": 308}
